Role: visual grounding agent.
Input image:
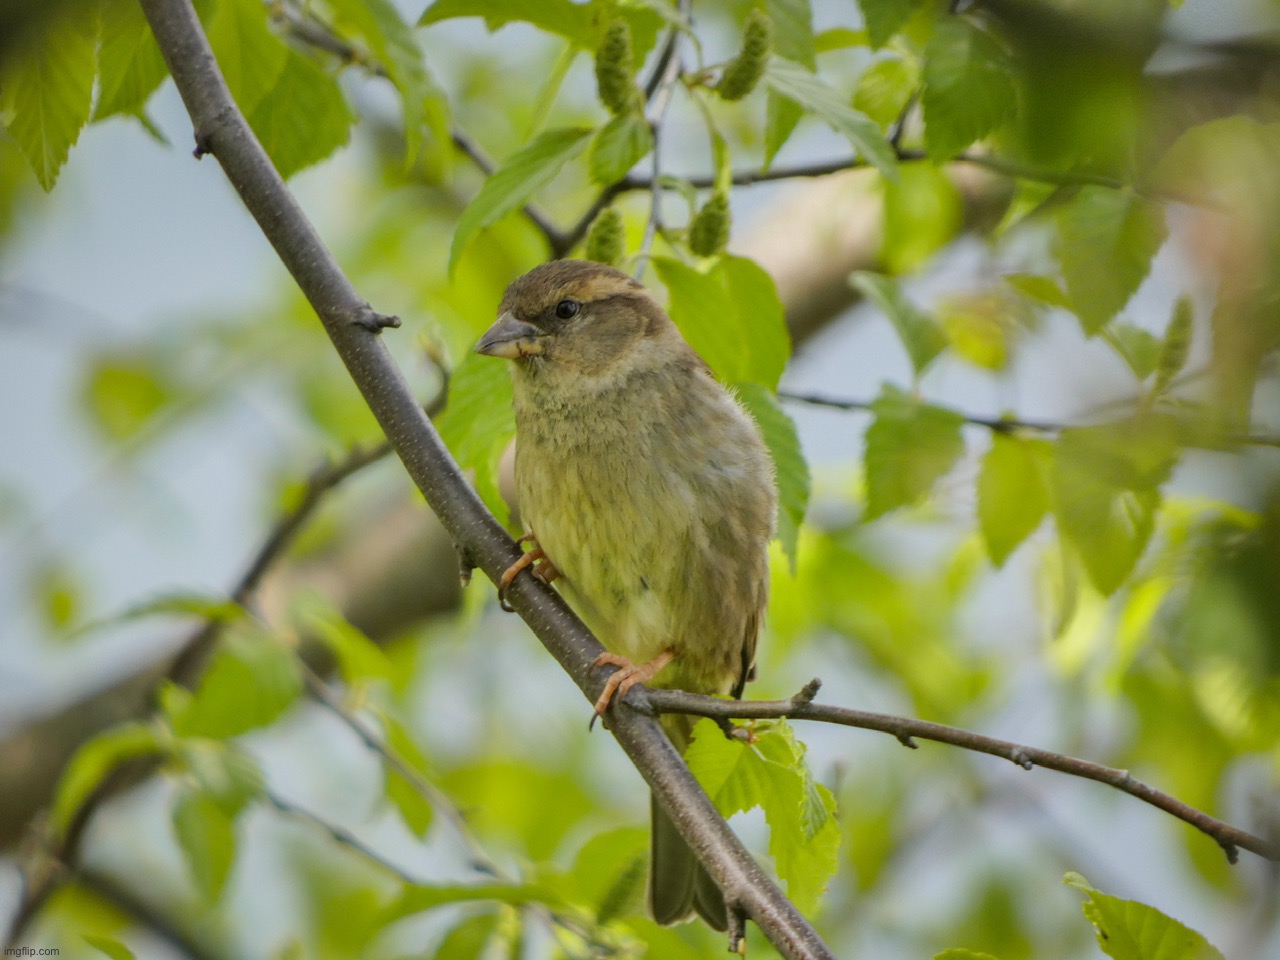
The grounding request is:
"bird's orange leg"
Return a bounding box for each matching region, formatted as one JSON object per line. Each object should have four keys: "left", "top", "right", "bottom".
{"left": 592, "top": 649, "right": 675, "bottom": 718}
{"left": 498, "top": 533, "right": 561, "bottom": 611}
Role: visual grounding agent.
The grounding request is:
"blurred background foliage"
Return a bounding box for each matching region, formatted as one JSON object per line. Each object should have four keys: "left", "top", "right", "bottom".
{"left": 1, "top": 0, "right": 1279, "bottom": 957}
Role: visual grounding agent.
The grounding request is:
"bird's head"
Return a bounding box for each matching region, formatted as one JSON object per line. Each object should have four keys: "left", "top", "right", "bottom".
{"left": 476, "top": 260, "right": 682, "bottom": 386}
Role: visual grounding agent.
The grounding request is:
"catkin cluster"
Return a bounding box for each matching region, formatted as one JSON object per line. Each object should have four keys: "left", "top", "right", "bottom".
{"left": 688, "top": 192, "right": 731, "bottom": 257}
{"left": 585, "top": 208, "right": 626, "bottom": 266}
{"left": 596, "top": 19, "right": 642, "bottom": 115}
{"left": 717, "top": 9, "right": 773, "bottom": 101}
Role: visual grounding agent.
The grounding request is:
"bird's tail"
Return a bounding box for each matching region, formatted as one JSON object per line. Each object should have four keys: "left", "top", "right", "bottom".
{"left": 648, "top": 714, "right": 728, "bottom": 929}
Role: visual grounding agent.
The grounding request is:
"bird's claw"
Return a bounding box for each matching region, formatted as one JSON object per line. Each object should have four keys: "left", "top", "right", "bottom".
{"left": 589, "top": 649, "right": 675, "bottom": 728}
{"left": 497, "top": 533, "right": 561, "bottom": 611}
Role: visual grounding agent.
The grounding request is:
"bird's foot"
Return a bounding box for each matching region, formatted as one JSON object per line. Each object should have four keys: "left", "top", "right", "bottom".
{"left": 591, "top": 649, "right": 675, "bottom": 721}
{"left": 498, "top": 533, "right": 561, "bottom": 611}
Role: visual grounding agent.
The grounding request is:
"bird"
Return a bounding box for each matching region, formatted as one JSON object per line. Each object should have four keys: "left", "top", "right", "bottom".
{"left": 475, "top": 259, "right": 776, "bottom": 930}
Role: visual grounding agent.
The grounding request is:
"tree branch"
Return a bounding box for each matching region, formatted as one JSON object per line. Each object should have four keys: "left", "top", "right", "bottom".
{"left": 644, "top": 682, "right": 1280, "bottom": 865}
{"left": 132, "top": 1, "right": 834, "bottom": 956}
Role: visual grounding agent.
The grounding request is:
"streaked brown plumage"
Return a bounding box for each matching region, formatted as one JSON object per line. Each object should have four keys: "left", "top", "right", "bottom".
{"left": 476, "top": 259, "right": 776, "bottom": 929}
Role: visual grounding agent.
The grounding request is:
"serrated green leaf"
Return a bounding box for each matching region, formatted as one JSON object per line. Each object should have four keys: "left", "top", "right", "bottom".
{"left": 764, "top": 91, "right": 803, "bottom": 168}
{"left": 167, "top": 630, "right": 303, "bottom": 739}
{"left": 84, "top": 935, "right": 136, "bottom": 960}
{"left": 0, "top": 4, "right": 97, "bottom": 190}
{"left": 859, "top": 0, "right": 924, "bottom": 49}
{"left": 881, "top": 162, "right": 963, "bottom": 273}
{"left": 449, "top": 126, "right": 592, "bottom": 272}
{"left": 437, "top": 351, "right": 515, "bottom": 525}
{"left": 1107, "top": 321, "right": 1162, "bottom": 380}
{"left": 326, "top": 0, "right": 447, "bottom": 167}
{"left": 851, "top": 273, "right": 947, "bottom": 374}
{"left": 922, "top": 16, "right": 1017, "bottom": 159}
{"left": 174, "top": 740, "right": 264, "bottom": 817}
{"left": 765, "top": 57, "right": 896, "bottom": 177}
{"left": 978, "top": 434, "right": 1050, "bottom": 566}
{"left": 653, "top": 255, "right": 790, "bottom": 388}
{"left": 246, "top": 48, "right": 355, "bottom": 180}
{"left": 684, "top": 719, "right": 838, "bottom": 913}
{"left": 95, "top": 0, "right": 169, "bottom": 121}
{"left": 52, "top": 721, "right": 162, "bottom": 835}
{"left": 173, "top": 785, "right": 237, "bottom": 900}
{"left": 734, "top": 384, "right": 809, "bottom": 572}
{"left": 766, "top": 0, "right": 815, "bottom": 68}
{"left": 1053, "top": 187, "right": 1168, "bottom": 335}
{"left": 588, "top": 111, "right": 652, "bottom": 185}
{"left": 208, "top": 0, "right": 288, "bottom": 117}
{"left": 864, "top": 386, "right": 966, "bottom": 519}
{"left": 1065, "top": 873, "right": 1225, "bottom": 960}
{"left": 853, "top": 56, "right": 919, "bottom": 130}
{"left": 1155, "top": 297, "right": 1193, "bottom": 393}
{"left": 1051, "top": 417, "right": 1179, "bottom": 594}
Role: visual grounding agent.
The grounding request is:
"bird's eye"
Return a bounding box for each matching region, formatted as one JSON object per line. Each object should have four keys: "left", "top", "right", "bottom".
{"left": 554, "top": 298, "right": 580, "bottom": 320}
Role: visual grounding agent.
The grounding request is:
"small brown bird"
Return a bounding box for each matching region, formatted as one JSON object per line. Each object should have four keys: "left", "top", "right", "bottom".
{"left": 475, "top": 259, "right": 776, "bottom": 930}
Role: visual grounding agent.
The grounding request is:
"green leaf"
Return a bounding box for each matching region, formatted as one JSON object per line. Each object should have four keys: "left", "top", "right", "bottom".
{"left": 70, "top": 591, "right": 244, "bottom": 641}
{"left": 851, "top": 273, "right": 947, "bottom": 374}
{"left": 1053, "top": 187, "right": 1168, "bottom": 335}
{"left": 300, "top": 597, "right": 394, "bottom": 687}
{"left": 922, "top": 16, "right": 1017, "bottom": 160}
{"left": 386, "top": 883, "right": 565, "bottom": 923}
{"left": 764, "top": 91, "right": 804, "bottom": 168}
{"left": 173, "top": 785, "right": 237, "bottom": 900}
{"left": 95, "top": 0, "right": 169, "bottom": 121}
{"left": 84, "top": 936, "right": 137, "bottom": 960}
{"left": 933, "top": 951, "right": 1002, "bottom": 960}
{"left": 588, "top": 111, "right": 652, "bottom": 185}
{"left": 937, "top": 290, "right": 1022, "bottom": 371}
{"left": 1004, "top": 273, "right": 1070, "bottom": 310}
{"left": 82, "top": 355, "right": 172, "bottom": 441}
{"left": 419, "top": 0, "right": 661, "bottom": 57}
{"left": 449, "top": 126, "right": 592, "bottom": 272}
{"left": 1107, "top": 322, "right": 1162, "bottom": 380}
{"left": 978, "top": 434, "right": 1050, "bottom": 566}
{"left": 174, "top": 740, "right": 263, "bottom": 817}
{"left": 1065, "top": 873, "right": 1225, "bottom": 960}
{"left": 326, "top": 0, "right": 448, "bottom": 167}
{"left": 34, "top": 560, "right": 83, "bottom": 632}
{"left": 859, "top": 0, "right": 924, "bottom": 49}
{"left": 765, "top": 57, "right": 896, "bottom": 177}
{"left": 854, "top": 56, "right": 920, "bottom": 130}
{"left": 864, "top": 386, "right": 965, "bottom": 519}
{"left": 814, "top": 27, "right": 869, "bottom": 53}
{"left": 0, "top": 4, "right": 97, "bottom": 190}
{"left": 379, "top": 713, "right": 435, "bottom": 838}
{"left": 246, "top": 48, "right": 355, "bottom": 180}
{"left": 734, "top": 384, "right": 810, "bottom": 572}
{"left": 52, "top": 721, "right": 162, "bottom": 834}
{"left": 435, "top": 912, "right": 500, "bottom": 959}
{"left": 653, "top": 255, "right": 790, "bottom": 388}
{"left": 1051, "top": 416, "right": 1179, "bottom": 594}
{"left": 684, "top": 719, "right": 839, "bottom": 913}
{"left": 1155, "top": 296, "right": 1193, "bottom": 393}
{"left": 208, "top": 0, "right": 288, "bottom": 117}
{"left": 165, "top": 629, "right": 303, "bottom": 739}
{"left": 881, "top": 162, "right": 962, "bottom": 273}
{"left": 766, "top": 0, "right": 815, "bottom": 68}
{"left": 437, "top": 351, "right": 516, "bottom": 526}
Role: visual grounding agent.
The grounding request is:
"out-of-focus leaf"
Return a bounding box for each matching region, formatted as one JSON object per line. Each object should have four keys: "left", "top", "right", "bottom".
{"left": 922, "top": 16, "right": 1017, "bottom": 159}
{"left": 653, "top": 255, "right": 790, "bottom": 388}
{"left": 588, "top": 111, "right": 652, "bottom": 185}
{"left": 766, "top": 0, "right": 815, "bottom": 68}
{"left": 174, "top": 740, "right": 264, "bottom": 817}
{"left": 765, "top": 57, "right": 895, "bottom": 177}
{"left": 933, "top": 951, "right": 1001, "bottom": 960}
{"left": 300, "top": 596, "right": 394, "bottom": 686}
{"left": 859, "top": 0, "right": 925, "bottom": 49}
{"left": 33, "top": 560, "right": 83, "bottom": 632}
{"left": 814, "top": 27, "right": 869, "bottom": 53}
{"left": 0, "top": 4, "right": 97, "bottom": 190}
{"left": 436, "top": 351, "right": 515, "bottom": 526}
{"left": 1155, "top": 297, "right": 1193, "bottom": 393}
{"left": 449, "top": 126, "right": 592, "bottom": 272}
{"left": 173, "top": 785, "right": 237, "bottom": 900}
{"left": 1053, "top": 187, "right": 1167, "bottom": 335}
{"left": 864, "top": 385, "right": 965, "bottom": 519}
{"left": 851, "top": 273, "right": 947, "bottom": 374}
{"left": 386, "top": 882, "right": 565, "bottom": 923}
{"left": 70, "top": 591, "right": 244, "bottom": 641}
{"left": 379, "top": 712, "right": 435, "bottom": 838}
{"left": 418, "top": 0, "right": 661, "bottom": 56}
{"left": 1106, "top": 321, "right": 1161, "bottom": 381}
{"left": 83, "top": 356, "right": 172, "bottom": 441}
{"left": 937, "top": 290, "right": 1023, "bottom": 370}
{"left": 854, "top": 56, "right": 919, "bottom": 130}
{"left": 764, "top": 91, "right": 803, "bottom": 168}
{"left": 52, "top": 722, "right": 162, "bottom": 834}
{"left": 1065, "top": 873, "right": 1225, "bottom": 960}
{"left": 1051, "top": 415, "right": 1179, "bottom": 594}
{"left": 978, "top": 434, "right": 1051, "bottom": 566}
{"left": 734, "top": 384, "right": 810, "bottom": 571}
{"left": 246, "top": 48, "right": 355, "bottom": 180}
{"left": 684, "top": 719, "right": 838, "bottom": 913}
{"left": 165, "top": 629, "right": 303, "bottom": 739}
{"left": 84, "top": 936, "right": 136, "bottom": 960}
{"left": 95, "top": 0, "right": 168, "bottom": 121}
{"left": 1004, "top": 273, "right": 1070, "bottom": 310}
{"left": 881, "top": 163, "right": 962, "bottom": 273}
{"left": 434, "top": 912, "right": 500, "bottom": 959}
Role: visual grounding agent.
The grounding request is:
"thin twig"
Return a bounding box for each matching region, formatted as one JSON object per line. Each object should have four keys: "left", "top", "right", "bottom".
{"left": 637, "top": 0, "right": 691, "bottom": 267}
{"left": 643, "top": 683, "right": 1280, "bottom": 865}
{"left": 264, "top": 790, "right": 421, "bottom": 883}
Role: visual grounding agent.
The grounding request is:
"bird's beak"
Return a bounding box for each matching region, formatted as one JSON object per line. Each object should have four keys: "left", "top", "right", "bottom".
{"left": 475, "top": 312, "right": 546, "bottom": 359}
